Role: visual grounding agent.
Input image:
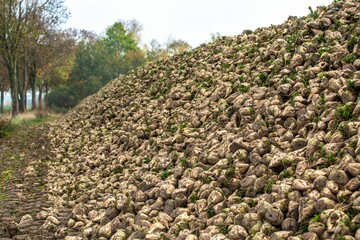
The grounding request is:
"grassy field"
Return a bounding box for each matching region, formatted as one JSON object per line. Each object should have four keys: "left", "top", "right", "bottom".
{"left": 0, "top": 111, "right": 58, "bottom": 138}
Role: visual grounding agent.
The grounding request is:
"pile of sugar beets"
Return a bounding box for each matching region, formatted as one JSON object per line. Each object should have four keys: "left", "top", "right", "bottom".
{"left": 46, "top": 0, "right": 360, "bottom": 239}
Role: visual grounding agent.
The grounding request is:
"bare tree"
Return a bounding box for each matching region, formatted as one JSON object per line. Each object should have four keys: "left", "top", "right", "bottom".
{"left": 122, "top": 19, "right": 143, "bottom": 44}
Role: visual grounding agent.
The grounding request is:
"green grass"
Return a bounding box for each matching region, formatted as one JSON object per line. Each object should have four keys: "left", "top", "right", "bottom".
{"left": 112, "top": 166, "right": 123, "bottom": 174}
{"left": 311, "top": 213, "right": 321, "bottom": 223}
{"left": 225, "top": 157, "right": 235, "bottom": 178}
{"left": 337, "top": 235, "right": 346, "bottom": 240}
{"left": 318, "top": 47, "right": 330, "bottom": 55}
{"left": 232, "top": 84, "right": 250, "bottom": 93}
{"left": 343, "top": 216, "right": 352, "bottom": 227}
{"left": 180, "top": 158, "right": 190, "bottom": 168}
{"left": 207, "top": 207, "right": 216, "bottom": 218}
{"left": 0, "top": 124, "right": 17, "bottom": 137}
{"left": 286, "top": 33, "right": 299, "bottom": 53}
{"left": 9, "top": 209, "right": 16, "bottom": 217}
{"left": 0, "top": 192, "right": 6, "bottom": 202}
{"left": 347, "top": 35, "right": 358, "bottom": 52}
{"left": 248, "top": 199, "right": 256, "bottom": 207}
{"left": 343, "top": 53, "right": 357, "bottom": 64}
{"left": 0, "top": 170, "right": 14, "bottom": 198}
{"left": 190, "top": 193, "right": 199, "bottom": 203}
{"left": 258, "top": 72, "right": 269, "bottom": 87}
{"left": 349, "top": 141, "right": 357, "bottom": 149}
{"left": 201, "top": 176, "right": 212, "bottom": 184}
{"left": 1, "top": 170, "right": 13, "bottom": 182}
{"left": 165, "top": 124, "right": 178, "bottom": 134}
{"left": 160, "top": 169, "right": 170, "bottom": 180}
{"left": 282, "top": 157, "right": 292, "bottom": 166}
{"left": 264, "top": 179, "right": 276, "bottom": 193}
{"left": 236, "top": 190, "right": 245, "bottom": 198}
{"left": 347, "top": 79, "right": 356, "bottom": 91}
{"left": 218, "top": 225, "right": 229, "bottom": 235}
{"left": 299, "top": 220, "right": 309, "bottom": 232}
{"left": 345, "top": 208, "right": 359, "bottom": 219}
{"left": 143, "top": 157, "right": 151, "bottom": 164}
{"left": 308, "top": 6, "right": 319, "bottom": 19}
{"left": 225, "top": 167, "right": 235, "bottom": 178}
{"left": 337, "top": 104, "right": 352, "bottom": 121}
{"left": 0, "top": 113, "right": 57, "bottom": 138}
{"left": 279, "top": 169, "right": 294, "bottom": 179}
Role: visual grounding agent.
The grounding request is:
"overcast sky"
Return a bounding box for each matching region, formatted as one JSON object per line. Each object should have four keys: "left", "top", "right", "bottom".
{"left": 63, "top": 0, "right": 333, "bottom": 47}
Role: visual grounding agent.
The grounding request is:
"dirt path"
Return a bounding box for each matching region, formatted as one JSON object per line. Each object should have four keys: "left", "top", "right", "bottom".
{"left": 0, "top": 122, "right": 76, "bottom": 239}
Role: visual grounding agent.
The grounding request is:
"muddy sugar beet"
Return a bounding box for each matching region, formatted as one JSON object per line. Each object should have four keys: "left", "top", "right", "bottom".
{"left": 46, "top": 0, "right": 360, "bottom": 239}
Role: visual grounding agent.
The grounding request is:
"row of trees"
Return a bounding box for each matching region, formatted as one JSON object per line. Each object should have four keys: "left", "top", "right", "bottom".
{"left": 45, "top": 22, "right": 192, "bottom": 112}
{"left": 0, "top": 0, "right": 191, "bottom": 115}
{"left": 0, "top": 0, "right": 69, "bottom": 115}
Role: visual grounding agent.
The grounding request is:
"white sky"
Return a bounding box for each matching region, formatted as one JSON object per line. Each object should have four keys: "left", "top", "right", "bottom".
{"left": 63, "top": 0, "right": 333, "bottom": 47}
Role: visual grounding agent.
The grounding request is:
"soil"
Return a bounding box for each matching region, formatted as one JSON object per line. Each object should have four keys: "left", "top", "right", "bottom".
{"left": 0, "top": 122, "right": 73, "bottom": 240}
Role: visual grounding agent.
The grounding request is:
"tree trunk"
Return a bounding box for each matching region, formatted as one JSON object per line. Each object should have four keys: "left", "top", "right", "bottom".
{"left": 29, "top": 65, "right": 37, "bottom": 110}
{"left": 18, "top": 60, "right": 28, "bottom": 113}
{"left": 0, "top": 88, "right": 4, "bottom": 113}
{"left": 9, "top": 64, "right": 19, "bottom": 116}
{"left": 25, "top": 93, "right": 27, "bottom": 110}
{"left": 32, "top": 83, "right": 36, "bottom": 110}
{"left": 23, "top": 60, "right": 28, "bottom": 111}
{"left": 38, "top": 85, "right": 43, "bottom": 110}
{"left": 18, "top": 84, "right": 25, "bottom": 113}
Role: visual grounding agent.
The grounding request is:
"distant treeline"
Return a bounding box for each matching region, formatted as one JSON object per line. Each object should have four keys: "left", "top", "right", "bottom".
{"left": 0, "top": 0, "right": 192, "bottom": 115}
{"left": 45, "top": 20, "right": 192, "bottom": 112}
{"left": 0, "top": 0, "right": 70, "bottom": 115}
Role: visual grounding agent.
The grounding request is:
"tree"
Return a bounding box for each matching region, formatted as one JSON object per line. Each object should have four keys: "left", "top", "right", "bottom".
{"left": 145, "top": 39, "right": 167, "bottom": 62}
{"left": 166, "top": 39, "right": 191, "bottom": 56}
{"left": 0, "top": 0, "right": 67, "bottom": 115}
{"left": 46, "top": 20, "right": 146, "bottom": 111}
{"left": 0, "top": 65, "right": 9, "bottom": 113}
{"left": 19, "top": 57, "right": 28, "bottom": 112}
{"left": 104, "top": 21, "right": 139, "bottom": 56}
{"left": 121, "top": 49, "right": 146, "bottom": 73}
{"left": 144, "top": 38, "right": 191, "bottom": 62}
{"left": 122, "top": 19, "right": 143, "bottom": 44}
{"left": 29, "top": 29, "right": 76, "bottom": 110}
{"left": 71, "top": 21, "right": 144, "bottom": 87}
